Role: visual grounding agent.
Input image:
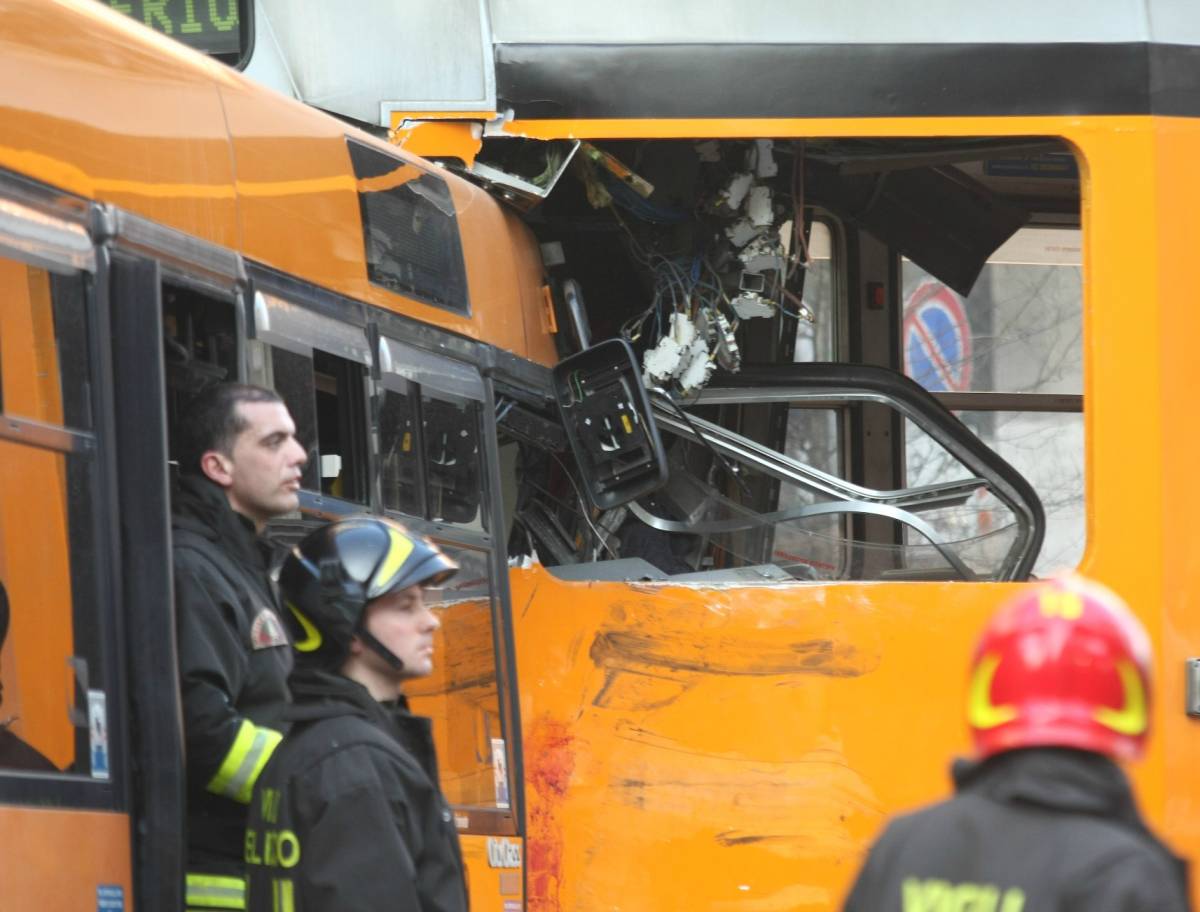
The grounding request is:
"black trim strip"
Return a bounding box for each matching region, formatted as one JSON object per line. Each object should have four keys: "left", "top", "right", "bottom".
{"left": 107, "top": 251, "right": 186, "bottom": 908}
{"left": 496, "top": 42, "right": 1200, "bottom": 120}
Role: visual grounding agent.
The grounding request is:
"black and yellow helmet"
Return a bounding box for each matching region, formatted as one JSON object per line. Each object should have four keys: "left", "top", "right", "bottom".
{"left": 279, "top": 517, "right": 457, "bottom": 670}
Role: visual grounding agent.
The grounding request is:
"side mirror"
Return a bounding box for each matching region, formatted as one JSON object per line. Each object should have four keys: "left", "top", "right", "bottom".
{"left": 552, "top": 339, "right": 669, "bottom": 510}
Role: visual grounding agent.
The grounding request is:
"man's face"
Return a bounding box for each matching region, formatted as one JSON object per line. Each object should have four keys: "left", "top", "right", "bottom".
{"left": 207, "top": 400, "right": 307, "bottom": 528}
{"left": 361, "top": 584, "right": 440, "bottom": 679}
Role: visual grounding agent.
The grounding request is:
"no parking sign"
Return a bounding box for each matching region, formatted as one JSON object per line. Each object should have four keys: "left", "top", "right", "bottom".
{"left": 903, "top": 279, "right": 973, "bottom": 392}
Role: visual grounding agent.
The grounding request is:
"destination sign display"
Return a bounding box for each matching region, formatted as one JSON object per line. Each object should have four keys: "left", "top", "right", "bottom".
{"left": 104, "top": 0, "right": 248, "bottom": 64}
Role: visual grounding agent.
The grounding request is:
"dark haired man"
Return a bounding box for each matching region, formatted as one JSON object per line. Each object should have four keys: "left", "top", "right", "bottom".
{"left": 0, "top": 581, "right": 55, "bottom": 772}
{"left": 173, "top": 383, "right": 308, "bottom": 912}
{"left": 244, "top": 517, "right": 467, "bottom": 912}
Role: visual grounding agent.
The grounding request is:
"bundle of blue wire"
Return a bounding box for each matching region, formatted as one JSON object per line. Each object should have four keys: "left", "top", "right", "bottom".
{"left": 601, "top": 168, "right": 690, "bottom": 224}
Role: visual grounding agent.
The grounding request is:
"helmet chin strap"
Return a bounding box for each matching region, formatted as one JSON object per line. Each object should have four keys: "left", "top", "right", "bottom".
{"left": 318, "top": 557, "right": 406, "bottom": 672}
{"left": 356, "top": 626, "right": 406, "bottom": 672}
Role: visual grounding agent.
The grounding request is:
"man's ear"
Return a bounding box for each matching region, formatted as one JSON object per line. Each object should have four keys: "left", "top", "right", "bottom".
{"left": 199, "top": 450, "right": 234, "bottom": 488}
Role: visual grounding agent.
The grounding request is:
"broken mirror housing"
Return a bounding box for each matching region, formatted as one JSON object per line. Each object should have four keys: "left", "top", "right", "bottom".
{"left": 553, "top": 339, "right": 669, "bottom": 510}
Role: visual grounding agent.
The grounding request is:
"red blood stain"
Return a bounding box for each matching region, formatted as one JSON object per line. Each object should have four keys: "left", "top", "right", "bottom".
{"left": 525, "top": 717, "right": 576, "bottom": 912}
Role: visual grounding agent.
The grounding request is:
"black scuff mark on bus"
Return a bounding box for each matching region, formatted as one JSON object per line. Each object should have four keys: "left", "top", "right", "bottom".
{"left": 589, "top": 629, "right": 871, "bottom": 678}
{"left": 519, "top": 582, "right": 540, "bottom": 619}
{"left": 714, "top": 831, "right": 773, "bottom": 847}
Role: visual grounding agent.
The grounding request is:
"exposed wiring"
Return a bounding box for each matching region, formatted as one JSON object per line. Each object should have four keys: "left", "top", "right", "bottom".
{"left": 651, "top": 389, "right": 753, "bottom": 499}
{"left": 549, "top": 451, "right": 621, "bottom": 560}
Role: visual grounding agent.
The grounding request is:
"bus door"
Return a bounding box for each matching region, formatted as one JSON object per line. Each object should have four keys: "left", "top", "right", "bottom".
{"left": 0, "top": 178, "right": 132, "bottom": 908}
{"left": 374, "top": 332, "right": 524, "bottom": 912}
{"left": 248, "top": 276, "right": 524, "bottom": 912}
{"left": 108, "top": 204, "right": 249, "bottom": 910}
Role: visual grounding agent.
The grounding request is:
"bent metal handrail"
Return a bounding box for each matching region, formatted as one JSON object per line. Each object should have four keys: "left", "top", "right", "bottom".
{"left": 649, "top": 363, "right": 1045, "bottom": 581}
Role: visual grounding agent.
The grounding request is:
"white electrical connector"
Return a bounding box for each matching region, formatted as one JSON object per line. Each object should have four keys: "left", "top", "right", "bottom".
{"left": 721, "top": 172, "right": 754, "bottom": 212}
{"left": 677, "top": 337, "right": 714, "bottom": 392}
{"left": 746, "top": 185, "right": 773, "bottom": 227}
{"left": 642, "top": 334, "right": 681, "bottom": 385}
{"left": 642, "top": 312, "right": 699, "bottom": 385}
{"left": 725, "top": 218, "right": 762, "bottom": 248}
{"left": 753, "top": 139, "right": 778, "bottom": 178}
{"left": 731, "top": 293, "right": 776, "bottom": 320}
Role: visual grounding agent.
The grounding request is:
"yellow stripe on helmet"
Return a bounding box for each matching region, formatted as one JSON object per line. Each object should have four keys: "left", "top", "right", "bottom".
{"left": 370, "top": 526, "right": 416, "bottom": 594}
{"left": 967, "top": 653, "right": 1018, "bottom": 730}
{"left": 286, "top": 600, "right": 323, "bottom": 653}
{"left": 1094, "top": 659, "right": 1148, "bottom": 736}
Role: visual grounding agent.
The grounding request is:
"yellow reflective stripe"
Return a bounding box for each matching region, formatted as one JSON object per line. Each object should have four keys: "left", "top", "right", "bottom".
{"left": 207, "top": 719, "right": 284, "bottom": 804}
{"left": 1094, "top": 659, "right": 1149, "bottom": 736}
{"left": 186, "top": 874, "right": 245, "bottom": 910}
{"left": 273, "top": 878, "right": 295, "bottom": 912}
{"left": 1039, "top": 590, "right": 1084, "bottom": 620}
{"left": 371, "top": 526, "right": 415, "bottom": 593}
{"left": 286, "top": 600, "right": 323, "bottom": 653}
{"left": 967, "top": 653, "right": 1018, "bottom": 730}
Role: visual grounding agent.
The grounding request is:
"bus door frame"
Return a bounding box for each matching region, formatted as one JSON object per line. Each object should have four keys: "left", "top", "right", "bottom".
{"left": 372, "top": 307, "right": 527, "bottom": 839}
{"left": 97, "top": 204, "right": 248, "bottom": 912}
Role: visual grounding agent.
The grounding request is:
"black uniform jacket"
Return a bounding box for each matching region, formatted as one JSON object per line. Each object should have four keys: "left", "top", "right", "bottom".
{"left": 244, "top": 668, "right": 467, "bottom": 912}
{"left": 174, "top": 475, "right": 293, "bottom": 867}
{"left": 844, "top": 747, "right": 1190, "bottom": 912}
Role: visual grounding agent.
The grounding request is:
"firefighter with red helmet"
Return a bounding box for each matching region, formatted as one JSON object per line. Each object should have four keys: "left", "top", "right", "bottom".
{"left": 243, "top": 517, "right": 467, "bottom": 912}
{"left": 843, "top": 575, "right": 1190, "bottom": 912}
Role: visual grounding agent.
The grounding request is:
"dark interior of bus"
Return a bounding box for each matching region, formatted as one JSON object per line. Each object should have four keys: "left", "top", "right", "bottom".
{"left": 158, "top": 134, "right": 1083, "bottom": 583}
{"left": 481, "top": 135, "right": 1082, "bottom": 582}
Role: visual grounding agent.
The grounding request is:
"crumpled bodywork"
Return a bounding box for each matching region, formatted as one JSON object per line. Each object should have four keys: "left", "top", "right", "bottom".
{"left": 511, "top": 568, "right": 1014, "bottom": 911}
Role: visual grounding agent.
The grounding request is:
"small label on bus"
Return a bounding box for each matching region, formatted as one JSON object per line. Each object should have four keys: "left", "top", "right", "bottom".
{"left": 88, "top": 690, "right": 109, "bottom": 781}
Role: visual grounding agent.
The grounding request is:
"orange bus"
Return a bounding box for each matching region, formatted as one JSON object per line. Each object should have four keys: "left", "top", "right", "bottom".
{"left": 3, "top": 1, "right": 1198, "bottom": 910}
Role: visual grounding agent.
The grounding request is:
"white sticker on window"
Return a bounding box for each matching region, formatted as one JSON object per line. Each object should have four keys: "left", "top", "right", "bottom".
{"left": 491, "top": 737, "right": 510, "bottom": 809}
{"left": 88, "top": 689, "right": 109, "bottom": 780}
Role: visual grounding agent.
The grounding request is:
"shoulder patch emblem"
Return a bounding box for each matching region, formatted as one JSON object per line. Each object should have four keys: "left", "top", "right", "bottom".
{"left": 251, "top": 608, "right": 289, "bottom": 649}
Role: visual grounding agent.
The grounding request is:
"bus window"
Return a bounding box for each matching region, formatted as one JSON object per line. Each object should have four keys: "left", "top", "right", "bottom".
{"left": 257, "top": 344, "right": 321, "bottom": 492}
{"left": 247, "top": 289, "right": 372, "bottom": 505}
{"left": 0, "top": 258, "right": 114, "bottom": 783}
{"left": 378, "top": 377, "right": 422, "bottom": 517}
{"left": 312, "top": 350, "right": 368, "bottom": 503}
{"left": 163, "top": 282, "right": 238, "bottom": 473}
{"left": 376, "top": 335, "right": 487, "bottom": 529}
{"left": 405, "top": 542, "right": 513, "bottom": 821}
{"left": 901, "top": 227, "right": 1083, "bottom": 575}
{"left": 346, "top": 140, "right": 470, "bottom": 315}
{"left": 792, "top": 220, "right": 837, "bottom": 363}
{"left": 776, "top": 408, "right": 843, "bottom": 576}
{"left": 422, "top": 389, "right": 483, "bottom": 529}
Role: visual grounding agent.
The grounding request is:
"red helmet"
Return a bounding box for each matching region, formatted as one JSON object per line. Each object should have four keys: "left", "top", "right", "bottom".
{"left": 967, "top": 575, "right": 1152, "bottom": 761}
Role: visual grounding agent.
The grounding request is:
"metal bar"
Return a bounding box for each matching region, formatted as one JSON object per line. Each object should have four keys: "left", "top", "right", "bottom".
{"left": 0, "top": 196, "right": 94, "bottom": 274}
{"left": 718, "top": 364, "right": 1043, "bottom": 579}
{"left": 653, "top": 404, "right": 986, "bottom": 511}
{"left": 695, "top": 386, "right": 1083, "bottom": 413}
{"left": 932, "top": 391, "right": 1083, "bottom": 412}
{"left": 102, "top": 206, "right": 243, "bottom": 289}
{"left": 0, "top": 414, "right": 94, "bottom": 454}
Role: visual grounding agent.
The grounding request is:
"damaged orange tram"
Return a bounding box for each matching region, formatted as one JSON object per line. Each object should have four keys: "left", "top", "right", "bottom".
{"left": 2, "top": 0, "right": 1199, "bottom": 910}
{"left": 382, "top": 10, "right": 1200, "bottom": 910}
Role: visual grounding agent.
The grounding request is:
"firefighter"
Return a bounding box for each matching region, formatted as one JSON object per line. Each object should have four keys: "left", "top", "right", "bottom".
{"left": 173, "top": 383, "right": 308, "bottom": 912}
{"left": 244, "top": 517, "right": 468, "bottom": 912}
{"left": 843, "top": 575, "right": 1190, "bottom": 912}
